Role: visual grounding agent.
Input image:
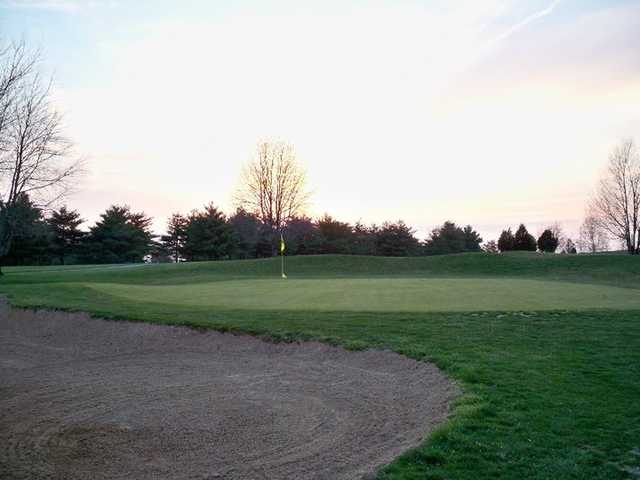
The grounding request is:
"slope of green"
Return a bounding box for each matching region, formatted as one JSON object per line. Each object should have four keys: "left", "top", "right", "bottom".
{"left": 3, "top": 251, "right": 640, "bottom": 287}
{"left": 1, "top": 253, "right": 639, "bottom": 480}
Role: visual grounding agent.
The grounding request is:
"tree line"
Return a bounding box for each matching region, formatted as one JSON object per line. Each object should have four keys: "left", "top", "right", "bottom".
{"left": 3, "top": 195, "right": 487, "bottom": 265}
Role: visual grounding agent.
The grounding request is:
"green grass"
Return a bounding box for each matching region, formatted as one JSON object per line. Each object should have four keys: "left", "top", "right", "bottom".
{"left": 2, "top": 252, "right": 639, "bottom": 479}
{"left": 85, "top": 277, "right": 640, "bottom": 312}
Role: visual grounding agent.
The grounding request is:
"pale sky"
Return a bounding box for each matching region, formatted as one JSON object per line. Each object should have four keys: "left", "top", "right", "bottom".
{"left": 2, "top": 0, "right": 639, "bottom": 241}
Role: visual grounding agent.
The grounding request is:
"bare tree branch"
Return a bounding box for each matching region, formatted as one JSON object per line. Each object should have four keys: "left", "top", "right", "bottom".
{"left": 590, "top": 139, "right": 640, "bottom": 254}
{"left": 234, "top": 140, "right": 311, "bottom": 232}
{"left": 0, "top": 39, "right": 82, "bottom": 271}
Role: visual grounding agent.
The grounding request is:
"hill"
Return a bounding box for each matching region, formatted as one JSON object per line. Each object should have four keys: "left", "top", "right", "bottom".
{"left": 3, "top": 252, "right": 639, "bottom": 288}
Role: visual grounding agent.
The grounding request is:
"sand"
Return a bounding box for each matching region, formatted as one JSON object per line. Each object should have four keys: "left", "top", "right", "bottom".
{"left": 0, "top": 303, "right": 458, "bottom": 479}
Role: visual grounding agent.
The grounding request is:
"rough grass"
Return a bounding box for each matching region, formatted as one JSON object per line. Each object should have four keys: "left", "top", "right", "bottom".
{"left": 1, "top": 252, "right": 639, "bottom": 479}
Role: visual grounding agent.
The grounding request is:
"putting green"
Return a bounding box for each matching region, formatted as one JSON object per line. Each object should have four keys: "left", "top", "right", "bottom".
{"left": 88, "top": 277, "right": 640, "bottom": 312}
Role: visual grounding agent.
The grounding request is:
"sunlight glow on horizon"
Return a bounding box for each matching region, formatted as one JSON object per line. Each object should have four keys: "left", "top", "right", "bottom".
{"left": 2, "top": 0, "right": 639, "bottom": 241}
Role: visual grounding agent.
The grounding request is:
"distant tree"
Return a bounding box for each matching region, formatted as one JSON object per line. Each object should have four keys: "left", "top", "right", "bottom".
{"left": 498, "top": 228, "right": 515, "bottom": 252}
{"left": 87, "top": 205, "right": 154, "bottom": 263}
{"left": 375, "top": 220, "right": 419, "bottom": 256}
{"left": 48, "top": 206, "right": 84, "bottom": 264}
{"left": 591, "top": 138, "right": 640, "bottom": 254}
{"left": 228, "top": 208, "right": 261, "bottom": 259}
{"left": 183, "top": 204, "right": 236, "bottom": 261}
{"left": 284, "top": 216, "right": 320, "bottom": 255}
{"left": 549, "top": 222, "right": 566, "bottom": 252}
{"left": 537, "top": 228, "right": 559, "bottom": 253}
{"left": 483, "top": 240, "right": 499, "bottom": 254}
{"left": 2, "top": 193, "right": 51, "bottom": 265}
{"left": 161, "top": 213, "right": 188, "bottom": 262}
{"left": 316, "top": 214, "right": 353, "bottom": 254}
{"left": 424, "top": 221, "right": 465, "bottom": 255}
{"left": 255, "top": 224, "right": 277, "bottom": 258}
{"left": 578, "top": 214, "right": 609, "bottom": 253}
{"left": 462, "top": 225, "right": 483, "bottom": 251}
{"left": 563, "top": 238, "right": 577, "bottom": 254}
{"left": 234, "top": 140, "right": 311, "bottom": 232}
{"left": 514, "top": 224, "right": 537, "bottom": 251}
{"left": 352, "top": 220, "right": 376, "bottom": 255}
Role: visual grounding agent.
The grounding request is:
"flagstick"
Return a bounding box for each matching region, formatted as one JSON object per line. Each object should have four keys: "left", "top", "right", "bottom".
{"left": 280, "top": 232, "right": 287, "bottom": 279}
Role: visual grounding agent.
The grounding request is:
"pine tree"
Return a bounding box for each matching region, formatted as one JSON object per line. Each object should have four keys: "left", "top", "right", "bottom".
{"left": 48, "top": 206, "right": 84, "bottom": 265}
{"left": 183, "top": 204, "right": 236, "bottom": 261}
{"left": 537, "top": 228, "right": 559, "bottom": 253}
{"left": 514, "top": 224, "right": 537, "bottom": 251}
{"left": 228, "top": 208, "right": 261, "bottom": 259}
{"left": 375, "top": 221, "right": 420, "bottom": 256}
{"left": 161, "top": 213, "right": 188, "bottom": 262}
{"left": 87, "top": 205, "right": 154, "bottom": 263}
{"left": 2, "top": 194, "right": 52, "bottom": 266}
{"left": 497, "top": 229, "right": 515, "bottom": 252}
{"left": 462, "top": 225, "right": 483, "bottom": 251}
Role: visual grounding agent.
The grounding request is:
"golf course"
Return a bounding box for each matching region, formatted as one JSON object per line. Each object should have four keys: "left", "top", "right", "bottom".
{"left": 1, "top": 251, "right": 639, "bottom": 479}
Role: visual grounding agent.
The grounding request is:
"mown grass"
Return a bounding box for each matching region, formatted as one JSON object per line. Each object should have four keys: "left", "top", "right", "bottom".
{"left": 1, "top": 252, "right": 639, "bottom": 479}
{"left": 84, "top": 277, "right": 640, "bottom": 312}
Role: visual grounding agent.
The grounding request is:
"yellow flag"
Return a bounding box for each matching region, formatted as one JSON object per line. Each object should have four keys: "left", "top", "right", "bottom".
{"left": 280, "top": 234, "right": 286, "bottom": 254}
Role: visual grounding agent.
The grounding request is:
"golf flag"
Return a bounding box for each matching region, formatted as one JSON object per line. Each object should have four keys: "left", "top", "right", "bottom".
{"left": 280, "top": 233, "right": 287, "bottom": 279}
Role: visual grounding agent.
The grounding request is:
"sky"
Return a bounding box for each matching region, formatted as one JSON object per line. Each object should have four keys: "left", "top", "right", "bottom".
{"left": 1, "top": 0, "right": 639, "bottom": 241}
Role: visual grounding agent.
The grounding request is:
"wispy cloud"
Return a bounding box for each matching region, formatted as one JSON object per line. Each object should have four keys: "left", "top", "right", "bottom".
{"left": 485, "top": 0, "right": 561, "bottom": 48}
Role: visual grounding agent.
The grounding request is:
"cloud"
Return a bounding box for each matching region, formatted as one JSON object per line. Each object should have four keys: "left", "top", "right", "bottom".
{"left": 485, "top": 0, "right": 562, "bottom": 48}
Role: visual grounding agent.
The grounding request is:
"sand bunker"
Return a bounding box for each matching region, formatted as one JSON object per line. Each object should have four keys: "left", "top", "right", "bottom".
{"left": 0, "top": 303, "right": 458, "bottom": 479}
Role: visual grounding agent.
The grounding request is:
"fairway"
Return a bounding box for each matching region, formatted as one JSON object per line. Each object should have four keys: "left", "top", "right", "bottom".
{"left": 90, "top": 277, "right": 640, "bottom": 312}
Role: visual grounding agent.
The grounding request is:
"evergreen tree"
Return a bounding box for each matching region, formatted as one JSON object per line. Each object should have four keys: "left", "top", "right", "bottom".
{"left": 462, "top": 225, "right": 483, "bottom": 252}
{"left": 228, "top": 208, "right": 262, "bottom": 259}
{"left": 375, "top": 220, "right": 420, "bottom": 256}
{"left": 284, "top": 216, "right": 320, "bottom": 255}
{"left": 316, "top": 214, "right": 353, "bottom": 254}
{"left": 87, "top": 205, "right": 154, "bottom": 263}
{"left": 513, "top": 224, "right": 537, "bottom": 251}
{"left": 537, "top": 228, "right": 559, "bottom": 253}
{"left": 497, "top": 229, "right": 515, "bottom": 252}
{"left": 254, "top": 224, "right": 277, "bottom": 258}
{"left": 161, "top": 213, "right": 188, "bottom": 262}
{"left": 351, "top": 221, "right": 376, "bottom": 255}
{"left": 183, "top": 204, "right": 236, "bottom": 261}
{"left": 48, "top": 206, "right": 84, "bottom": 264}
{"left": 424, "top": 221, "right": 465, "bottom": 255}
{"left": 2, "top": 194, "right": 52, "bottom": 265}
{"left": 424, "top": 221, "right": 482, "bottom": 255}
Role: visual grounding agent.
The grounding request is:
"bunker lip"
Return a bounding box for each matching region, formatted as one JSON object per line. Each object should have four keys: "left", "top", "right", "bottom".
{"left": 0, "top": 303, "right": 460, "bottom": 480}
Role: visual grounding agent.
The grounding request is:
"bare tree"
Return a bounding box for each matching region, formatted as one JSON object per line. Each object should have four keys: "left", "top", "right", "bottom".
{"left": 578, "top": 214, "right": 609, "bottom": 253}
{"left": 234, "top": 140, "right": 310, "bottom": 232}
{"left": 0, "top": 40, "right": 36, "bottom": 156}
{"left": 0, "top": 40, "right": 81, "bottom": 273}
{"left": 591, "top": 139, "right": 640, "bottom": 255}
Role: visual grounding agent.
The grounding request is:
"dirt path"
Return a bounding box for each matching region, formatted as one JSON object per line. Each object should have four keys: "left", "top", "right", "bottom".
{"left": 0, "top": 303, "right": 459, "bottom": 480}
